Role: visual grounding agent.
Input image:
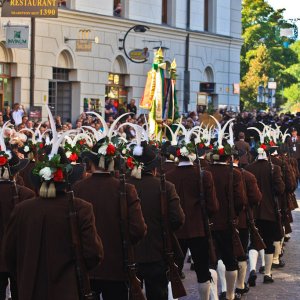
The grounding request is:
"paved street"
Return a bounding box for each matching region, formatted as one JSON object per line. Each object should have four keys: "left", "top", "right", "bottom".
{"left": 178, "top": 191, "right": 300, "bottom": 300}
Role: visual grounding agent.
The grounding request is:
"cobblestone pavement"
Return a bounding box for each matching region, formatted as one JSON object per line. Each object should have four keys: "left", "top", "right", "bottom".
{"left": 177, "top": 191, "right": 300, "bottom": 300}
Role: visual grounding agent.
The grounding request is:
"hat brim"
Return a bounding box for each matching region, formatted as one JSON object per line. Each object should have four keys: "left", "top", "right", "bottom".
{"left": 30, "top": 163, "right": 85, "bottom": 192}
{"left": 142, "top": 155, "right": 160, "bottom": 173}
{"left": 10, "top": 159, "right": 30, "bottom": 176}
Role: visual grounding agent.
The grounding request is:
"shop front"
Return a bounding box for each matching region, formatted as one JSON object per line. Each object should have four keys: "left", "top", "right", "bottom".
{"left": 0, "top": 63, "right": 13, "bottom": 111}
{"left": 105, "top": 72, "right": 128, "bottom": 114}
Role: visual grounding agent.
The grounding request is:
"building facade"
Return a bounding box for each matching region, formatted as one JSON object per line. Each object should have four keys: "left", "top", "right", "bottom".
{"left": 0, "top": 0, "right": 242, "bottom": 122}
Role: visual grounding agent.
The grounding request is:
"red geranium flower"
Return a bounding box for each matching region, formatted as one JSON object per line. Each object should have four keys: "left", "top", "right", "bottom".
{"left": 0, "top": 156, "right": 8, "bottom": 166}
{"left": 69, "top": 153, "right": 78, "bottom": 162}
{"left": 126, "top": 157, "right": 134, "bottom": 169}
{"left": 209, "top": 145, "right": 213, "bottom": 149}
{"left": 176, "top": 149, "right": 181, "bottom": 157}
{"left": 218, "top": 147, "right": 225, "bottom": 155}
{"left": 269, "top": 141, "right": 276, "bottom": 147}
{"left": 53, "top": 168, "right": 64, "bottom": 182}
{"left": 79, "top": 139, "right": 85, "bottom": 145}
{"left": 106, "top": 143, "right": 116, "bottom": 156}
{"left": 39, "top": 143, "right": 44, "bottom": 149}
{"left": 199, "top": 143, "right": 204, "bottom": 149}
{"left": 260, "top": 144, "right": 267, "bottom": 150}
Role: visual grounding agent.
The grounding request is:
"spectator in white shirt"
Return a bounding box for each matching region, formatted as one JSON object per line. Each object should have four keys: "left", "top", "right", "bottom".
{"left": 12, "top": 103, "right": 24, "bottom": 126}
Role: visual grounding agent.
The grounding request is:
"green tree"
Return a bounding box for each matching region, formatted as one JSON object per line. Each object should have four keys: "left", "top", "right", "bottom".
{"left": 240, "top": 44, "right": 270, "bottom": 110}
{"left": 241, "top": 0, "right": 298, "bottom": 109}
{"left": 283, "top": 41, "right": 300, "bottom": 110}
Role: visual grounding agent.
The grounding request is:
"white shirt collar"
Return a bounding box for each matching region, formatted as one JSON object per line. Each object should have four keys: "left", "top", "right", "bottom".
{"left": 178, "top": 161, "right": 193, "bottom": 167}
{"left": 213, "top": 162, "right": 228, "bottom": 165}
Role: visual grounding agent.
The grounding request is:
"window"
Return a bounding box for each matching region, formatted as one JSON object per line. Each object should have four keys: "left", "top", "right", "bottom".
{"left": 53, "top": 67, "right": 69, "bottom": 81}
{"left": 204, "top": 0, "right": 209, "bottom": 31}
{"left": 204, "top": 0, "right": 215, "bottom": 32}
{"left": 162, "top": 0, "right": 168, "bottom": 24}
{"left": 58, "top": 0, "right": 67, "bottom": 7}
{"left": 113, "top": 0, "right": 123, "bottom": 17}
{"left": 0, "top": 63, "right": 12, "bottom": 111}
{"left": 49, "top": 68, "right": 72, "bottom": 122}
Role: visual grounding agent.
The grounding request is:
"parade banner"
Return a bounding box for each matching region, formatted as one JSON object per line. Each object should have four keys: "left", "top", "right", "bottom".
{"left": 6, "top": 25, "right": 29, "bottom": 48}
{"left": 2, "top": 0, "right": 58, "bottom": 18}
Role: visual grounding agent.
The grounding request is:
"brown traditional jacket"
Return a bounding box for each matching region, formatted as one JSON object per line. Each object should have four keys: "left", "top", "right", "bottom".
{"left": 238, "top": 168, "right": 262, "bottom": 229}
{"left": 74, "top": 172, "right": 147, "bottom": 280}
{"left": 271, "top": 156, "right": 296, "bottom": 193}
{"left": 127, "top": 174, "right": 185, "bottom": 263}
{"left": 166, "top": 165, "right": 218, "bottom": 238}
{"left": 206, "top": 163, "right": 246, "bottom": 231}
{"left": 0, "top": 182, "right": 35, "bottom": 272}
{"left": 246, "top": 160, "right": 285, "bottom": 222}
{"left": 3, "top": 193, "right": 103, "bottom": 300}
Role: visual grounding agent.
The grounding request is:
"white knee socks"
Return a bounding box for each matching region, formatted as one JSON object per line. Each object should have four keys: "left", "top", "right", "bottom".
{"left": 225, "top": 270, "right": 238, "bottom": 300}
{"left": 273, "top": 241, "right": 281, "bottom": 264}
{"left": 217, "top": 260, "right": 226, "bottom": 292}
{"left": 209, "top": 269, "right": 218, "bottom": 300}
{"left": 259, "top": 249, "right": 265, "bottom": 267}
{"left": 265, "top": 254, "right": 274, "bottom": 277}
{"left": 236, "top": 260, "right": 247, "bottom": 289}
{"left": 198, "top": 280, "right": 211, "bottom": 300}
{"left": 249, "top": 249, "right": 258, "bottom": 272}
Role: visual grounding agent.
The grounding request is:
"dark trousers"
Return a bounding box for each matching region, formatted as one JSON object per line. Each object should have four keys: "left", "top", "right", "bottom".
{"left": 137, "top": 260, "right": 168, "bottom": 300}
{"left": 90, "top": 279, "right": 128, "bottom": 300}
{"left": 178, "top": 237, "right": 211, "bottom": 283}
{"left": 0, "top": 272, "right": 17, "bottom": 300}
{"left": 254, "top": 220, "right": 278, "bottom": 254}
{"left": 213, "top": 230, "right": 238, "bottom": 271}
{"left": 237, "top": 228, "right": 249, "bottom": 262}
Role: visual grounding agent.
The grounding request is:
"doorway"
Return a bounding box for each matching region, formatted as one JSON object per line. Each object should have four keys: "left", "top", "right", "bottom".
{"left": 48, "top": 67, "right": 72, "bottom": 122}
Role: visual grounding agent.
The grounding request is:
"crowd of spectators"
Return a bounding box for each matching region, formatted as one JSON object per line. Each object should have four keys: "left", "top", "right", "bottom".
{"left": 1, "top": 99, "right": 300, "bottom": 145}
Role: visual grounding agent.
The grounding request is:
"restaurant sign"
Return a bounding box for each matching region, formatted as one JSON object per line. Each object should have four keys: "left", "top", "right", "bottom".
{"left": 2, "top": 0, "right": 58, "bottom": 18}
{"left": 129, "top": 48, "right": 149, "bottom": 62}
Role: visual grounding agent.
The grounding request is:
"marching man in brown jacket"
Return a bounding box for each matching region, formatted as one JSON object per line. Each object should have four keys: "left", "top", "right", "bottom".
{"left": 0, "top": 151, "right": 35, "bottom": 300}
{"left": 3, "top": 143, "right": 104, "bottom": 300}
{"left": 127, "top": 140, "right": 185, "bottom": 300}
{"left": 246, "top": 147, "right": 285, "bottom": 285}
{"left": 233, "top": 150, "right": 262, "bottom": 299}
{"left": 166, "top": 143, "right": 219, "bottom": 300}
{"left": 73, "top": 139, "right": 147, "bottom": 300}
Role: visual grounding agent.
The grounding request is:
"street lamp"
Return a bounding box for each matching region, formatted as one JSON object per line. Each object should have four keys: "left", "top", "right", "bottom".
{"left": 119, "top": 24, "right": 150, "bottom": 63}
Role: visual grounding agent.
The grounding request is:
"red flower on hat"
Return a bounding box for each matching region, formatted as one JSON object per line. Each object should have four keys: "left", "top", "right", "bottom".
{"left": 260, "top": 144, "right": 267, "bottom": 150}
{"left": 176, "top": 149, "right": 181, "bottom": 157}
{"left": 218, "top": 147, "right": 225, "bottom": 155}
{"left": 69, "top": 153, "right": 78, "bottom": 162}
{"left": 0, "top": 156, "right": 8, "bottom": 166}
{"left": 106, "top": 143, "right": 116, "bottom": 156}
{"left": 53, "top": 168, "right": 64, "bottom": 182}
{"left": 269, "top": 140, "right": 276, "bottom": 147}
{"left": 199, "top": 143, "right": 204, "bottom": 149}
{"left": 126, "top": 157, "right": 134, "bottom": 169}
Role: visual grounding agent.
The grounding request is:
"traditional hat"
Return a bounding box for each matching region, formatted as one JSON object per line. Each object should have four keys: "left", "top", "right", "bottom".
{"left": 247, "top": 122, "right": 277, "bottom": 150}
{"left": 209, "top": 115, "right": 235, "bottom": 160}
{"left": 80, "top": 112, "right": 131, "bottom": 172}
{"left": 32, "top": 130, "right": 84, "bottom": 198}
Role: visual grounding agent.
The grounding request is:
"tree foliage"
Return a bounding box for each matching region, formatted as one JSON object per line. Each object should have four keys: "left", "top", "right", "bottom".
{"left": 241, "top": 0, "right": 298, "bottom": 110}
{"left": 283, "top": 41, "right": 300, "bottom": 111}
